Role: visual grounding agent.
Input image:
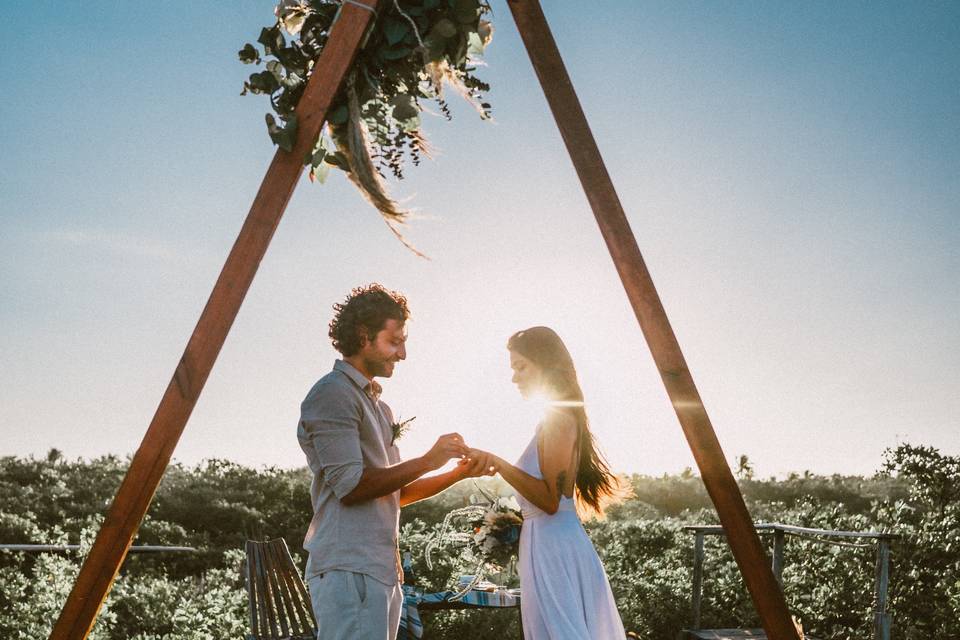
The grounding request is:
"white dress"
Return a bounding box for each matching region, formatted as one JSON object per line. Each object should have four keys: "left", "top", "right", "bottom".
{"left": 516, "top": 426, "right": 627, "bottom": 639}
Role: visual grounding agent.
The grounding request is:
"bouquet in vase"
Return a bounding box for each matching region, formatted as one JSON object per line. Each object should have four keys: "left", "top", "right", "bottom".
{"left": 424, "top": 494, "right": 523, "bottom": 600}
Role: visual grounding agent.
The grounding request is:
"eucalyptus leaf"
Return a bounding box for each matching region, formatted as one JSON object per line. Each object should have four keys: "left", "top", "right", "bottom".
{"left": 305, "top": 133, "right": 329, "bottom": 168}
{"left": 327, "top": 104, "right": 349, "bottom": 125}
{"left": 453, "top": 32, "right": 469, "bottom": 63}
{"left": 455, "top": 10, "right": 478, "bottom": 24}
{"left": 238, "top": 43, "right": 260, "bottom": 64}
{"left": 275, "top": 45, "right": 308, "bottom": 75}
{"left": 277, "top": 5, "right": 307, "bottom": 36}
{"left": 399, "top": 114, "right": 422, "bottom": 133}
{"left": 265, "top": 113, "right": 298, "bottom": 152}
{"left": 248, "top": 70, "right": 281, "bottom": 94}
{"left": 324, "top": 151, "right": 349, "bottom": 171}
{"left": 423, "top": 34, "right": 446, "bottom": 61}
{"left": 391, "top": 94, "right": 419, "bottom": 121}
{"left": 383, "top": 17, "right": 410, "bottom": 46}
{"left": 381, "top": 46, "right": 413, "bottom": 60}
{"left": 266, "top": 60, "right": 284, "bottom": 81}
{"left": 431, "top": 18, "right": 458, "bottom": 39}
{"left": 310, "top": 160, "right": 331, "bottom": 184}
{"left": 281, "top": 72, "right": 304, "bottom": 90}
{"left": 257, "top": 26, "right": 284, "bottom": 57}
{"left": 466, "top": 31, "right": 485, "bottom": 57}
{"left": 453, "top": 0, "right": 479, "bottom": 22}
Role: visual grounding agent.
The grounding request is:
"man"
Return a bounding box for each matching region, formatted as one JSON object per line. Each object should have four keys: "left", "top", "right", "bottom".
{"left": 298, "top": 283, "right": 493, "bottom": 639}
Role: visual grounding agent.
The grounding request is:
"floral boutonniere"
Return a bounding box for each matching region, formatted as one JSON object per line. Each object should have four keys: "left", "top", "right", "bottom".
{"left": 391, "top": 416, "right": 416, "bottom": 446}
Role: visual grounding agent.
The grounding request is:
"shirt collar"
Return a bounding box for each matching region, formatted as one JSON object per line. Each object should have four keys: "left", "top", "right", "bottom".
{"left": 334, "top": 359, "right": 381, "bottom": 400}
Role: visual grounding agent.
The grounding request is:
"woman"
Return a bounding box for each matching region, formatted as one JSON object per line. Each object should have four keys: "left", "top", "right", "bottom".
{"left": 470, "top": 326, "right": 627, "bottom": 639}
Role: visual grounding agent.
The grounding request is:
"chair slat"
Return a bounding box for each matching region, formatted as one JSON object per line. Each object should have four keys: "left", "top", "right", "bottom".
{"left": 245, "top": 538, "right": 318, "bottom": 640}
{"left": 255, "top": 542, "right": 281, "bottom": 639}
{"left": 265, "top": 541, "right": 295, "bottom": 638}
{"left": 249, "top": 541, "right": 272, "bottom": 638}
{"left": 267, "top": 540, "right": 313, "bottom": 634}
{"left": 244, "top": 541, "right": 260, "bottom": 637}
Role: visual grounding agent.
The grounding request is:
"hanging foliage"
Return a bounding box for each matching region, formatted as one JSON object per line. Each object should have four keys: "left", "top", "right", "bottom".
{"left": 240, "top": 0, "right": 494, "bottom": 253}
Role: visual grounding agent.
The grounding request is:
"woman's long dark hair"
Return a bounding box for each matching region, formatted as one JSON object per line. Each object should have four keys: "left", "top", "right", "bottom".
{"left": 508, "top": 326, "right": 626, "bottom": 518}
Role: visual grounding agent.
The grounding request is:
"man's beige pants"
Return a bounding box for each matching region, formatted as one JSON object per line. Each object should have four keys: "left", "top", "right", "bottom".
{"left": 308, "top": 570, "right": 402, "bottom": 640}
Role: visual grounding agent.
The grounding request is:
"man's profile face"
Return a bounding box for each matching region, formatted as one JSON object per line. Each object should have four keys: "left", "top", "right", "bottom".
{"left": 358, "top": 318, "right": 407, "bottom": 378}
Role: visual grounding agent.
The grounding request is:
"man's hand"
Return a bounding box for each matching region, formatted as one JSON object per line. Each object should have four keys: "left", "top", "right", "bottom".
{"left": 400, "top": 443, "right": 492, "bottom": 506}
{"left": 423, "top": 433, "right": 469, "bottom": 471}
{"left": 456, "top": 449, "right": 499, "bottom": 478}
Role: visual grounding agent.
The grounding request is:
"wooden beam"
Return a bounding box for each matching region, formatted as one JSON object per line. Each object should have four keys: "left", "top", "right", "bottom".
{"left": 504, "top": 2, "right": 801, "bottom": 638}
{"left": 48, "top": 3, "right": 381, "bottom": 638}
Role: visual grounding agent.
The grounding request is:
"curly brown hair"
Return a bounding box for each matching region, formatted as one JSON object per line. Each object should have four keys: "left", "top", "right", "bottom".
{"left": 328, "top": 284, "right": 410, "bottom": 356}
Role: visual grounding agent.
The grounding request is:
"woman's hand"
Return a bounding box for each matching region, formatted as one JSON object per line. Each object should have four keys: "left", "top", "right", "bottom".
{"left": 455, "top": 448, "right": 499, "bottom": 478}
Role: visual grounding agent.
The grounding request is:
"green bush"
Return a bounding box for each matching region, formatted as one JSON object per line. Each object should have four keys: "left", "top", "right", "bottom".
{"left": 0, "top": 443, "right": 956, "bottom": 639}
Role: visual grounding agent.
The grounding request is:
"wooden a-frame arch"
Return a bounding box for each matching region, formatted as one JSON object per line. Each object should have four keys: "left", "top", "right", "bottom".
{"left": 50, "top": 2, "right": 802, "bottom": 639}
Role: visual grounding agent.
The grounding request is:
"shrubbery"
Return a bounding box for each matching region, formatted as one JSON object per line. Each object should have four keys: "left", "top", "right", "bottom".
{"left": 0, "top": 444, "right": 957, "bottom": 638}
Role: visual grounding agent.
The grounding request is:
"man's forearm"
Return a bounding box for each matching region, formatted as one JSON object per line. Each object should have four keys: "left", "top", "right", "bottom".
{"left": 341, "top": 456, "right": 433, "bottom": 505}
{"left": 399, "top": 469, "right": 463, "bottom": 507}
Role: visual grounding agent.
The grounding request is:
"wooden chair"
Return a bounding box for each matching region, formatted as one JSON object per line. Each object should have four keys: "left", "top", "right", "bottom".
{"left": 244, "top": 538, "right": 317, "bottom": 640}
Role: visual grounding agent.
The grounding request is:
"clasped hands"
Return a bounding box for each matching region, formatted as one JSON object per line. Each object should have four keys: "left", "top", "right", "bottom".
{"left": 425, "top": 432, "right": 500, "bottom": 479}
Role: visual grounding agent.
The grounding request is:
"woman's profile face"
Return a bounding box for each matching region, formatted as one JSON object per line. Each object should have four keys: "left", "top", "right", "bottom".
{"left": 510, "top": 350, "right": 541, "bottom": 399}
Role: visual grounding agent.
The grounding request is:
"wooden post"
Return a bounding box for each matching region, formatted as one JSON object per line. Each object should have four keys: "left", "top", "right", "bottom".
{"left": 505, "top": 2, "right": 800, "bottom": 638}
{"left": 874, "top": 539, "right": 892, "bottom": 640}
{"left": 692, "top": 531, "right": 705, "bottom": 630}
{"left": 47, "top": 3, "right": 381, "bottom": 638}
{"left": 772, "top": 528, "right": 786, "bottom": 587}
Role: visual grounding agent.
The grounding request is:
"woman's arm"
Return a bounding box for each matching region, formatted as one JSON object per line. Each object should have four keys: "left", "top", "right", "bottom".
{"left": 481, "top": 410, "right": 578, "bottom": 515}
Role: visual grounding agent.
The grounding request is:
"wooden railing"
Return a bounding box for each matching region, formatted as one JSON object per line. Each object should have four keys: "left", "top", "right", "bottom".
{"left": 0, "top": 544, "right": 196, "bottom": 554}
{"left": 683, "top": 523, "right": 899, "bottom": 640}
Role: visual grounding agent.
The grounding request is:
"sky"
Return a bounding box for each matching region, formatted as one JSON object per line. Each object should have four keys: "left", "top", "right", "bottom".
{"left": 1, "top": 1, "right": 958, "bottom": 480}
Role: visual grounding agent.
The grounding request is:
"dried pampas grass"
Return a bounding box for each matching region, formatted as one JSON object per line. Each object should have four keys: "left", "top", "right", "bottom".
{"left": 338, "top": 72, "right": 427, "bottom": 259}
{"left": 424, "top": 60, "right": 491, "bottom": 120}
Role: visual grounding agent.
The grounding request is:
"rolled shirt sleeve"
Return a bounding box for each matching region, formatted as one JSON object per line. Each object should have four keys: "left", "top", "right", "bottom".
{"left": 301, "top": 383, "right": 364, "bottom": 499}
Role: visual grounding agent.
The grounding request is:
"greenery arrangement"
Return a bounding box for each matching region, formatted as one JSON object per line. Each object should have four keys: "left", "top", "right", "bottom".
{"left": 2, "top": 443, "right": 957, "bottom": 638}
{"left": 239, "top": 0, "right": 494, "bottom": 252}
{"left": 424, "top": 494, "right": 523, "bottom": 598}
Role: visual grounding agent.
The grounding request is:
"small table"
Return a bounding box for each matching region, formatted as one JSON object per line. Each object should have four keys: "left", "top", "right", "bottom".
{"left": 399, "top": 585, "right": 523, "bottom": 639}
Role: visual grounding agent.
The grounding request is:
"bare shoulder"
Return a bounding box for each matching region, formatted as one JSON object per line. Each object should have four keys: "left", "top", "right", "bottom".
{"left": 541, "top": 407, "right": 578, "bottom": 441}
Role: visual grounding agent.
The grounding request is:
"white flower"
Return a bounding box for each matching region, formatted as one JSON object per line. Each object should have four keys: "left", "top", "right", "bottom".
{"left": 274, "top": 0, "right": 311, "bottom": 36}
{"left": 499, "top": 496, "right": 521, "bottom": 513}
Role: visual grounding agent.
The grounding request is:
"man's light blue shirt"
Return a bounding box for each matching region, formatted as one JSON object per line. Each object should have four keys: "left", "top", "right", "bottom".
{"left": 298, "top": 360, "right": 403, "bottom": 585}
